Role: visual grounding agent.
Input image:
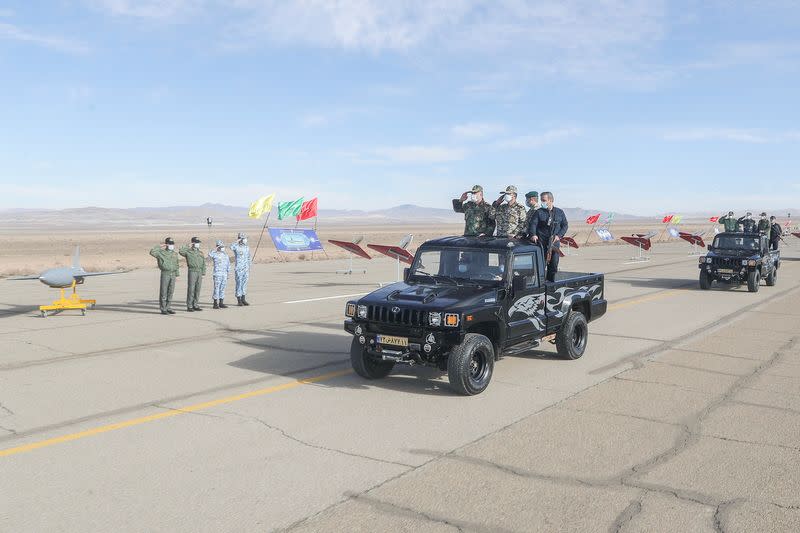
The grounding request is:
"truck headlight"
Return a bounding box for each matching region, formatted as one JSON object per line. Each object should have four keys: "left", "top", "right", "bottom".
{"left": 748, "top": 260, "right": 757, "bottom": 267}
{"left": 345, "top": 303, "right": 356, "bottom": 317}
{"left": 706, "top": 258, "right": 712, "bottom": 264}
{"left": 741, "top": 260, "right": 748, "bottom": 266}
{"left": 428, "top": 312, "right": 442, "bottom": 326}
{"left": 444, "top": 313, "right": 460, "bottom": 327}
{"left": 357, "top": 305, "right": 368, "bottom": 319}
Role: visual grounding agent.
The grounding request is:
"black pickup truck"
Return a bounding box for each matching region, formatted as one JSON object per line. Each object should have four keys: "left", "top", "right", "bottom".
{"left": 698, "top": 232, "right": 780, "bottom": 292}
{"left": 344, "top": 237, "right": 607, "bottom": 395}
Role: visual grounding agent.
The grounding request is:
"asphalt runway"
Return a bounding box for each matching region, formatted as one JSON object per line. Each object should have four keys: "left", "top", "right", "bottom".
{"left": 1, "top": 240, "right": 799, "bottom": 531}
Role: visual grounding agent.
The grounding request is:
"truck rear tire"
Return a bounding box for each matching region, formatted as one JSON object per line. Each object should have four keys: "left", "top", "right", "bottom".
{"left": 766, "top": 269, "right": 777, "bottom": 287}
{"left": 747, "top": 270, "right": 760, "bottom": 293}
{"left": 350, "top": 338, "right": 394, "bottom": 379}
{"left": 447, "top": 333, "right": 494, "bottom": 396}
{"left": 556, "top": 312, "right": 588, "bottom": 360}
{"left": 699, "top": 270, "right": 712, "bottom": 290}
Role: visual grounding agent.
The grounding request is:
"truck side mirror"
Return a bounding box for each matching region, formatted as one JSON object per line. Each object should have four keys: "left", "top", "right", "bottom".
{"left": 403, "top": 267, "right": 411, "bottom": 282}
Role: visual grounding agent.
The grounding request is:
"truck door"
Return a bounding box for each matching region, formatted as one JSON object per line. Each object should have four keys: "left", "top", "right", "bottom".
{"left": 506, "top": 252, "right": 546, "bottom": 342}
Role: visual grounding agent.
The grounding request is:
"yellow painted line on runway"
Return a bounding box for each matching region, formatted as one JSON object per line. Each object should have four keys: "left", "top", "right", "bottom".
{"left": 608, "top": 289, "right": 683, "bottom": 311}
{"left": 0, "top": 368, "right": 352, "bottom": 458}
{"left": 284, "top": 293, "right": 366, "bottom": 304}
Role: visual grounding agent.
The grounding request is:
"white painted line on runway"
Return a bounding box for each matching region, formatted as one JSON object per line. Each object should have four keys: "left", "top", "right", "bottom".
{"left": 283, "top": 293, "right": 367, "bottom": 304}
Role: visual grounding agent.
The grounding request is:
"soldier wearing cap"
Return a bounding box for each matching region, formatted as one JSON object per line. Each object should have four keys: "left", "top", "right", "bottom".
{"left": 452, "top": 185, "right": 496, "bottom": 237}
{"left": 208, "top": 239, "right": 231, "bottom": 309}
{"left": 179, "top": 237, "right": 206, "bottom": 312}
{"left": 718, "top": 211, "right": 738, "bottom": 232}
{"left": 149, "top": 237, "right": 180, "bottom": 315}
{"left": 528, "top": 191, "right": 569, "bottom": 282}
{"left": 230, "top": 232, "right": 252, "bottom": 306}
{"left": 492, "top": 185, "right": 527, "bottom": 238}
{"left": 523, "top": 191, "right": 539, "bottom": 238}
{"left": 738, "top": 212, "right": 756, "bottom": 233}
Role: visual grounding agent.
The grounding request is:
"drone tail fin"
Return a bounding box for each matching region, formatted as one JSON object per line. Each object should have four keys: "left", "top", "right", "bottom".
{"left": 72, "top": 246, "right": 81, "bottom": 269}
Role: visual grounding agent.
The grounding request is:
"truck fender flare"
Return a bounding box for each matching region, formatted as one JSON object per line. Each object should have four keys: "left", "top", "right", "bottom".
{"left": 560, "top": 291, "right": 591, "bottom": 318}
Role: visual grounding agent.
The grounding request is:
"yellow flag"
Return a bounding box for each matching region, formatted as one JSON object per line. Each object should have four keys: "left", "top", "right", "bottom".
{"left": 248, "top": 194, "right": 275, "bottom": 219}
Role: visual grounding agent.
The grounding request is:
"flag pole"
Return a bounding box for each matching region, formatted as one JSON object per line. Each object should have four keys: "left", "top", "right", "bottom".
{"left": 252, "top": 211, "right": 272, "bottom": 262}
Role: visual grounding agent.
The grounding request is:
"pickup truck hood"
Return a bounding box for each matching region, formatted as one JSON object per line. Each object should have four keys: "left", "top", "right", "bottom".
{"left": 358, "top": 282, "right": 498, "bottom": 311}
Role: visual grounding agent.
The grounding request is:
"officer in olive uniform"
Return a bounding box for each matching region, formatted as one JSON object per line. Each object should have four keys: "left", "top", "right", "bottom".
{"left": 452, "top": 185, "right": 496, "bottom": 237}
{"left": 757, "top": 212, "right": 771, "bottom": 241}
{"left": 738, "top": 212, "right": 756, "bottom": 233}
{"left": 150, "top": 237, "right": 180, "bottom": 315}
{"left": 492, "top": 185, "right": 527, "bottom": 238}
{"left": 718, "top": 211, "right": 739, "bottom": 233}
{"left": 528, "top": 192, "right": 569, "bottom": 282}
{"left": 179, "top": 237, "right": 206, "bottom": 312}
{"left": 523, "top": 191, "right": 539, "bottom": 238}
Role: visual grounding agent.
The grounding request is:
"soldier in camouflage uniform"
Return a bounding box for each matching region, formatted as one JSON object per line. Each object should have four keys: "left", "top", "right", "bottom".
{"left": 492, "top": 185, "right": 527, "bottom": 238}
{"left": 452, "top": 185, "right": 496, "bottom": 237}
{"left": 208, "top": 240, "right": 231, "bottom": 309}
{"left": 523, "top": 191, "right": 539, "bottom": 238}
{"left": 738, "top": 212, "right": 756, "bottom": 233}
{"left": 230, "top": 232, "right": 252, "bottom": 306}
{"left": 718, "top": 211, "right": 739, "bottom": 232}
{"left": 757, "top": 212, "right": 771, "bottom": 241}
{"left": 149, "top": 237, "right": 180, "bottom": 315}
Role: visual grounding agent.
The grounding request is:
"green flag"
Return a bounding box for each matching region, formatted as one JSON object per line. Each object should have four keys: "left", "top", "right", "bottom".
{"left": 278, "top": 197, "right": 304, "bottom": 220}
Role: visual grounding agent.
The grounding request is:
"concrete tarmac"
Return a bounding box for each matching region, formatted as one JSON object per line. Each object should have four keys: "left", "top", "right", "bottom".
{"left": 1, "top": 241, "right": 799, "bottom": 532}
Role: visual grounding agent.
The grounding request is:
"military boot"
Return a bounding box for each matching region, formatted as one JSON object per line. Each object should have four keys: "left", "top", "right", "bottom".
{"left": 213, "top": 299, "right": 219, "bottom": 309}
{"left": 237, "top": 296, "right": 243, "bottom": 306}
{"left": 242, "top": 295, "right": 250, "bottom": 306}
{"left": 219, "top": 299, "right": 228, "bottom": 309}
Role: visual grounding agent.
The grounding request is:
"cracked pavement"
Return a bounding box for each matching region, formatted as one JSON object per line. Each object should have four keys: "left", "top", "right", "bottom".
{"left": 1, "top": 241, "right": 799, "bottom": 532}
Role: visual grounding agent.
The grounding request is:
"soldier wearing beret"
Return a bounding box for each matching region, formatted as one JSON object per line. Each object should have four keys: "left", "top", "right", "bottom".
{"left": 452, "top": 185, "right": 496, "bottom": 237}
{"left": 492, "top": 185, "right": 527, "bottom": 238}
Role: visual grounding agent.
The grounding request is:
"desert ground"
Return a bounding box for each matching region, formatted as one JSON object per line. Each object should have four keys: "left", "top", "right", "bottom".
{"left": 1, "top": 227, "right": 799, "bottom": 532}
{"left": 0, "top": 219, "right": 722, "bottom": 278}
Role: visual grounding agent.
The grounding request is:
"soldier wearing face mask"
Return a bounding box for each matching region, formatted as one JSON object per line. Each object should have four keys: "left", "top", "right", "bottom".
{"left": 756, "top": 212, "right": 771, "bottom": 240}
{"left": 522, "top": 191, "right": 539, "bottom": 239}
{"left": 453, "top": 185, "right": 496, "bottom": 237}
{"left": 492, "top": 185, "right": 527, "bottom": 238}
{"left": 179, "top": 236, "right": 206, "bottom": 312}
{"left": 230, "top": 232, "right": 252, "bottom": 306}
{"left": 150, "top": 237, "right": 180, "bottom": 315}
{"left": 208, "top": 240, "right": 231, "bottom": 309}
{"left": 738, "top": 212, "right": 756, "bottom": 233}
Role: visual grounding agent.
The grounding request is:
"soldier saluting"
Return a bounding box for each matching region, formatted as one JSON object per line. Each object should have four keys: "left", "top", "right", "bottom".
{"left": 528, "top": 192, "right": 568, "bottom": 282}
{"left": 492, "top": 185, "right": 527, "bottom": 238}
{"left": 452, "top": 185, "right": 496, "bottom": 237}
{"left": 738, "top": 212, "right": 756, "bottom": 233}
{"left": 149, "top": 237, "right": 180, "bottom": 315}
{"left": 179, "top": 237, "right": 206, "bottom": 312}
{"left": 718, "top": 211, "right": 738, "bottom": 232}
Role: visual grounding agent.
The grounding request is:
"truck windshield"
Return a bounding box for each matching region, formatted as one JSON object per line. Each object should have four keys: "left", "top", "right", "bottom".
{"left": 410, "top": 248, "right": 507, "bottom": 284}
{"left": 713, "top": 235, "right": 759, "bottom": 251}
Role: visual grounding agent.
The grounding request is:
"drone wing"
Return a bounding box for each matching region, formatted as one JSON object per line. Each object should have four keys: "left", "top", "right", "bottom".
{"left": 6, "top": 275, "right": 41, "bottom": 281}
{"left": 77, "top": 270, "right": 130, "bottom": 278}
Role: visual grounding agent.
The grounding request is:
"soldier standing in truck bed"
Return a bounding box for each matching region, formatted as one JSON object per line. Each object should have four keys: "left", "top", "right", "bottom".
{"left": 452, "top": 185, "right": 496, "bottom": 237}
{"left": 718, "top": 211, "right": 738, "bottom": 232}
{"left": 492, "top": 185, "right": 527, "bottom": 238}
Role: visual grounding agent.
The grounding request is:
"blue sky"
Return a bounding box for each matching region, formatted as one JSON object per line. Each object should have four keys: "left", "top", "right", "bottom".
{"left": 1, "top": 1, "right": 798, "bottom": 215}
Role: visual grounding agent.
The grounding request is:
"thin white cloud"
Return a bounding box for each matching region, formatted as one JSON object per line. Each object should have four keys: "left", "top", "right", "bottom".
{"left": 662, "top": 128, "right": 800, "bottom": 143}
{"left": 451, "top": 122, "right": 506, "bottom": 140}
{"left": 299, "top": 107, "right": 367, "bottom": 128}
{"left": 0, "top": 22, "right": 89, "bottom": 54}
{"left": 495, "top": 128, "right": 583, "bottom": 149}
{"left": 372, "top": 145, "right": 466, "bottom": 163}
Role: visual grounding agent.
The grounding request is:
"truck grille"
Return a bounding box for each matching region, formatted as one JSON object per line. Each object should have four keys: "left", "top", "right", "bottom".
{"left": 367, "top": 305, "right": 425, "bottom": 326}
{"left": 711, "top": 257, "right": 739, "bottom": 268}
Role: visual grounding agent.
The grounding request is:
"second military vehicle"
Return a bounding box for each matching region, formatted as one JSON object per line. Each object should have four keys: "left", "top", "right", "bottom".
{"left": 698, "top": 232, "right": 780, "bottom": 292}
{"left": 344, "top": 237, "right": 607, "bottom": 395}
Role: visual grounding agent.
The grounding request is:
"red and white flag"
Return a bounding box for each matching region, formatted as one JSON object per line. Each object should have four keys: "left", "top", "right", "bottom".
{"left": 297, "top": 197, "right": 318, "bottom": 221}
{"left": 662, "top": 215, "right": 674, "bottom": 224}
{"left": 585, "top": 213, "right": 601, "bottom": 225}
{"left": 709, "top": 216, "right": 719, "bottom": 223}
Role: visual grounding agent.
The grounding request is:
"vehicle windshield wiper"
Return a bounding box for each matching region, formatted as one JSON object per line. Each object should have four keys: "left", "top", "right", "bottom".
{"left": 411, "top": 270, "right": 438, "bottom": 284}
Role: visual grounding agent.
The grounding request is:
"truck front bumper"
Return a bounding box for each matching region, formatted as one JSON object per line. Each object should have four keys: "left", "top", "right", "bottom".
{"left": 344, "top": 319, "right": 462, "bottom": 363}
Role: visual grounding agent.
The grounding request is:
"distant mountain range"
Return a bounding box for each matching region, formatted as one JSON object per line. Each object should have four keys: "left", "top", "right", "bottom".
{"left": 0, "top": 203, "right": 651, "bottom": 227}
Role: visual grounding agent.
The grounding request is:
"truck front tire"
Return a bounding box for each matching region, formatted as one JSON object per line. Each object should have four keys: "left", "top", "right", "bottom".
{"left": 699, "top": 270, "right": 712, "bottom": 290}
{"left": 556, "top": 312, "right": 588, "bottom": 360}
{"left": 766, "top": 268, "right": 777, "bottom": 287}
{"left": 447, "top": 333, "right": 494, "bottom": 396}
{"left": 350, "top": 338, "right": 394, "bottom": 379}
{"left": 747, "top": 270, "right": 760, "bottom": 293}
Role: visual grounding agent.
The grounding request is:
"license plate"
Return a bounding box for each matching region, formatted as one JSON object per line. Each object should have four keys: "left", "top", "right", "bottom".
{"left": 718, "top": 269, "right": 734, "bottom": 274}
{"left": 377, "top": 335, "right": 408, "bottom": 347}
